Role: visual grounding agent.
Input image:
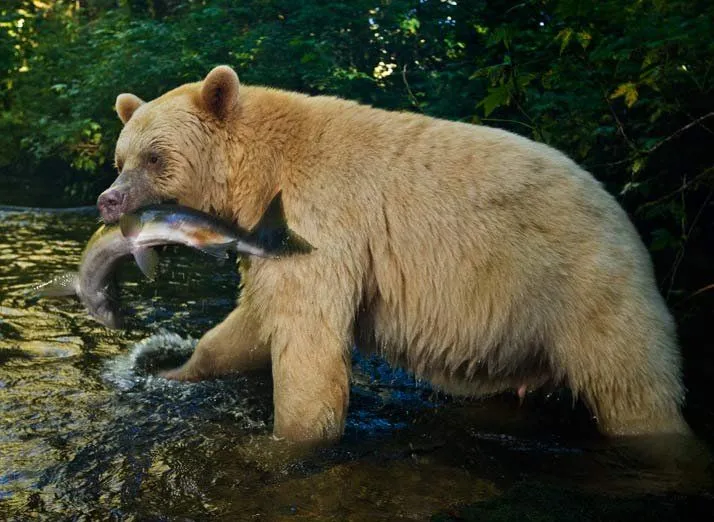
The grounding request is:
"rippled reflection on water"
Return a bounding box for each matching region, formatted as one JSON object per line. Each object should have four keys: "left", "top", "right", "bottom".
{"left": 0, "top": 207, "right": 712, "bottom": 520}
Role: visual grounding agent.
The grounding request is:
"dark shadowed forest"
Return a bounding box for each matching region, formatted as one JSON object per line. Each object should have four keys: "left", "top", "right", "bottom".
{"left": 2, "top": 0, "right": 713, "bottom": 435}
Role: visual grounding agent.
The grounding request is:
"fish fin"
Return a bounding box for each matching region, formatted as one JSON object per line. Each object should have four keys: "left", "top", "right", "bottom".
{"left": 247, "top": 191, "right": 314, "bottom": 256}
{"left": 133, "top": 247, "right": 160, "bottom": 280}
{"left": 119, "top": 213, "right": 141, "bottom": 238}
{"left": 33, "top": 272, "right": 79, "bottom": 298}
{"left": 196, "top": 241, "right": 233, "bottom": 262}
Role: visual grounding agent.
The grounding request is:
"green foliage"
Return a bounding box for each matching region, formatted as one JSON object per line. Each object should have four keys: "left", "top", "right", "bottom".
{"left": 0, "top": 0, "right": 713, "bottom": 331}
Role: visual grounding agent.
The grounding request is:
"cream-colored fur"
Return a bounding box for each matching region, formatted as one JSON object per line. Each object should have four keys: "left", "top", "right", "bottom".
{"left": 114, "top": 66, "right": 689, "bottom": 443}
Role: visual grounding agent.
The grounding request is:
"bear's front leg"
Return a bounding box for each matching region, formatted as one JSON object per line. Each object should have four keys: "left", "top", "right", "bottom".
{"left": 271, "top": 320, "right": 351, "bottom": 444}
{"left": 162, "top": 301, "right": 269, "bottom": 381}
{"left": 264, "top": 262, "right": 356, "bottom": 445}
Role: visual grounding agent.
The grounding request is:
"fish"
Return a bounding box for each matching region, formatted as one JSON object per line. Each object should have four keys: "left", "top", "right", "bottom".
{"left": 34, "top": 191, "right": 313, "bottom": 328}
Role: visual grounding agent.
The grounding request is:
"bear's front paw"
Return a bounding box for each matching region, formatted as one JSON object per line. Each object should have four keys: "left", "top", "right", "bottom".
{"left": 159, "top": 366, "right": 202, "bottom": 382}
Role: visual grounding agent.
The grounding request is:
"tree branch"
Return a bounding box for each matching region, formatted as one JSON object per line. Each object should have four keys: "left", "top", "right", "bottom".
{"left": 401, "top": 65, "right": 421, "bottom": 111}
{"left": 636, "top": 166, "right": 714, "bottom": 213}
{"left": 593, "top": 112, "right": 714, "bottom": 169}
{"left": 646, "top": 111, "right": 714, "bottom": 155}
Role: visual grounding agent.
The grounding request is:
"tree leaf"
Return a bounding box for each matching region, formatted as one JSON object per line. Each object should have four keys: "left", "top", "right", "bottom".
{"left": 576, "top": 31, "right": 592, "bottom": 50}
{"left": 555, "top": 28, "right": 573, "bottom": 54}
{"left": 610, "top": 82, "right": 639, "bottom": 107}
{"left": 477, "top": 85, "right": 510, "bottom": 117}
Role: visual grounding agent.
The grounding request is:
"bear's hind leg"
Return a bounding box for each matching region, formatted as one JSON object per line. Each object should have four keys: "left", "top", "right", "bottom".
{"left": 552, "top": 305, "right": 689, "bottom": 437}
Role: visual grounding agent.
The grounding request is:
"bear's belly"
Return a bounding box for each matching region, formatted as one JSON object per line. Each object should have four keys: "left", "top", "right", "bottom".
{"left": 355, "top": 310, "right": 555, "bottom": 398}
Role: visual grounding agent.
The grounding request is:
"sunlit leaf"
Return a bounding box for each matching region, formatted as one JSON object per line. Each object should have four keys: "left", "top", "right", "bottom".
{"left": 576, "top": 31, "right": 592, "bottom": 50}
{"left": 631, "top": 156, "right": 646, "bottom": 174}
{"left": 555, "top": 28, "right": 573, "bottom": 54}
{"left": 400, "top": 16, "right": 420, "bottom": 35}
{"left": 610, "top": 82, "right": 639, "bottom": 107}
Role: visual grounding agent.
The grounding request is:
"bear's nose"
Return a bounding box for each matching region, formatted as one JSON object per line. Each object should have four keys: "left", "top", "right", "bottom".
{"left": 97, "top": 190, "right": 125, "bottom": 215}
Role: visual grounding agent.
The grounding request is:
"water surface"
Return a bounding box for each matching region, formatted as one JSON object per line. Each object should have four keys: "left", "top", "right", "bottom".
{"left": 0, "top": 207, "right": 712, "bottom": 520}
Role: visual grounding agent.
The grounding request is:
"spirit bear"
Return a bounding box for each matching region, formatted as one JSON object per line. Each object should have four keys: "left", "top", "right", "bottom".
{"left": 98, "top": 65, "right": 689, "bottom": 444}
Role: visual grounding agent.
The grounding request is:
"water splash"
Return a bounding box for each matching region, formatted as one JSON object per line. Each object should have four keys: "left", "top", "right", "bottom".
{"left": 102, "top": 330, "right": 271, "bottom": 429}
{"left": 103, "top": 330, "right": 196, "bottom": 390}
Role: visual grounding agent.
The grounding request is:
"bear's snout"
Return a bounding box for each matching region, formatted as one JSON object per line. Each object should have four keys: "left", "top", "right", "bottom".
{"left": 97, "top": 189, "right": 126, "bottom": 224}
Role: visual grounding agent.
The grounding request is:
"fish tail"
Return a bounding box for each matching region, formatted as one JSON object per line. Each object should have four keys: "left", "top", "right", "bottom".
{"left": 32, "top": 272, "right": 79, "bottom": 298}
{"left": 273, "top": 228, "right": 314, "bottom": 256}
{"left": 244, "top": 227, "right": 314, "bottom": 257}
{"left": 246, "top": 191, "right": 315, "bottom": 256}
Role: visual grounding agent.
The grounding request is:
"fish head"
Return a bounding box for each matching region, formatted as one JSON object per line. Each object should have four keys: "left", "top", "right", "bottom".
{"left": 83, "top": 289, "right": 124, "bottom": 329}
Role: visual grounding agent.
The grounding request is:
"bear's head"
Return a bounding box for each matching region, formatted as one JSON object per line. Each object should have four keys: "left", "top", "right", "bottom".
{"left": 98, "top": 66, "right": 241, "bottom": 224}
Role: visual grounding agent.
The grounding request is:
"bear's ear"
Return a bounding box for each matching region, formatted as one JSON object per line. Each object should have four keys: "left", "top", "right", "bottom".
{"left": 200, "top": 65, "right": 240, "bottom": 119}
{"left": 116, "top": 93, "right": 145, "bottom": 125}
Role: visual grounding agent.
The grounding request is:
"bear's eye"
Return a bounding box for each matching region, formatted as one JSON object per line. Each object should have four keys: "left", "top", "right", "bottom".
{"left": 149, "top": 153, "right": 159, "bottom": 165}
{"left": 115, "top": 158, "right": 124, "bottom": 172}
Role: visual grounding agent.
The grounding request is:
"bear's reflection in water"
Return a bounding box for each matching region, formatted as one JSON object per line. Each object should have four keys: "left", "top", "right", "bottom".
{"left": 0, "top": 208, "right": 711, "bottom": 520}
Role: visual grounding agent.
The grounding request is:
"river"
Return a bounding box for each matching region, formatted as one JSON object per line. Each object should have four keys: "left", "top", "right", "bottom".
{"left": 0, "top": 206, "right": 712, "bottom": 520}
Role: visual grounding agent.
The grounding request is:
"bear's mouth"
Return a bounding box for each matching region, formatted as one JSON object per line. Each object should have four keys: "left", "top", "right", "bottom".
{"left": 97, "top": 167, "right": 174, "bottom": 224}
{"left": 98, "top": 194, "right": 175, "bottom": 225}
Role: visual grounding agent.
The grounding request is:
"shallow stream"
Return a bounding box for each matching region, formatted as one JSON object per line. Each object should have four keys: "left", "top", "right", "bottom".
{"left": 1, "top": 207, "right": 712, "bottom": 520}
